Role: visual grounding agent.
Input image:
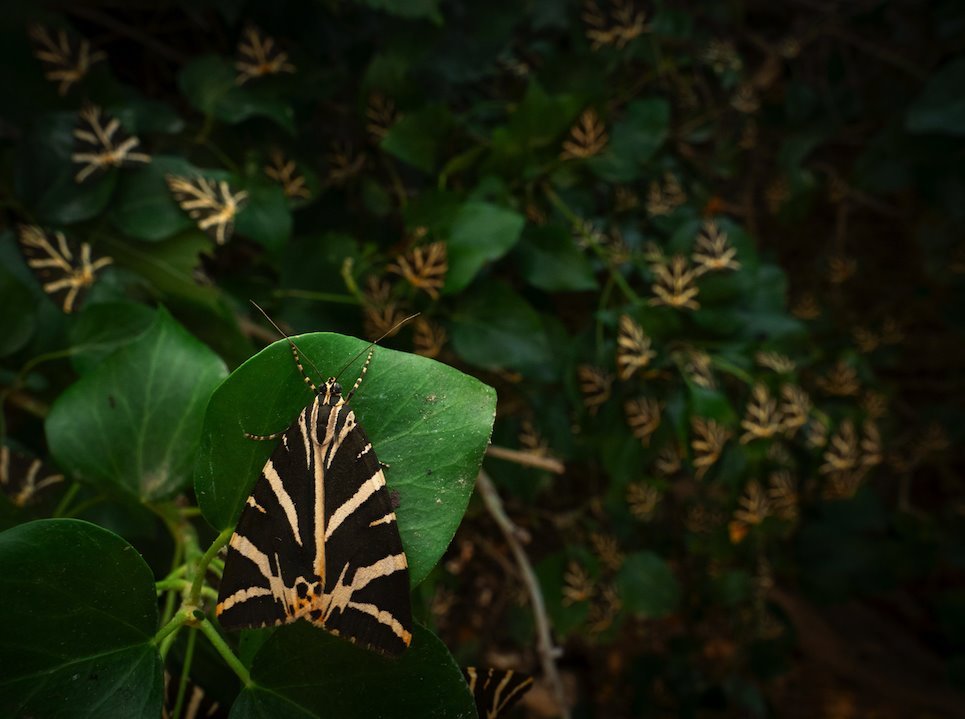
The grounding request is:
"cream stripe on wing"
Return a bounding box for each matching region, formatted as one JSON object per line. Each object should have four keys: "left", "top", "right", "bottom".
{"left": 325, "top": 411, "right": 357, "bottom": 468}
{"left": 496, "top": 675, "right": 534, "bottom": 715}
{"left": 324, "top": 470, "right": 385, "bottom": 540}
{"left": 263, "top": 459, "right": 303, "bottom": 547}
{"left": 229, "top": 533, "right": 274, "bottom": 580}
{"left": 368, "top": 512, "right": 396, "bottom": 528}
{"left": 348, "top": 552, "right": 408, "bottom": 592}
{"left": 346, "top": 601, "right": 412, "bottom": 644}
{"left": 216, "top": 585, "right": 272, "bottom": 613}
{"left": 314, "top": 400, "right": 337, "bottom": 581}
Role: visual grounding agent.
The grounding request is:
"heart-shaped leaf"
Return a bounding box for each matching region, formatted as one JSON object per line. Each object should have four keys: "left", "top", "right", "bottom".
{"left": 46, "top": 308, "right": 227, "bottom": 501}
{"left": 230, "top": 622, "right": 474, "bottom": 719}
{"left": 195, "top": 334, "right": 495, "bottom": 587}
{"left": 0, "top": 519, "right": 162, "bottom": 718}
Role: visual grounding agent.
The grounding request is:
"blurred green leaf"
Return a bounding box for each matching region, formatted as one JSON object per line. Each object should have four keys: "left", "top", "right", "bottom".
{"left": 445, "top": 201, "right": 525, "bottom": 293}
{"left": 68, "top": 301, "right": 156, "bottom": 375}
{"left": 906, "top": 58, "right": 965, "bottom": 135}
{"left": 381, "top": 105, "right": 454, "bottom": 173}
{"left": 0, "top": 264, "right": 36, "bottom": 357}
{"left": 450, "top": 281, "right": 555, "bottom": 377}
{"left": 588, "top": 98, "right": 670, "bottom": 182}
{"left": 109, "top": 155, "right": 197, "bottom": 241}
{"left": 236, "top": 181, "right": 292, "bottom": 252}
{"left": 231, "top": 622, "right": 474, "bottom": 718}
{"left": 14, "top": 112, "right": 118, "bottom": 224}
{"left": 0, "top": 519, "right": 162, "bottom": 718}
{"left": 515, "top": 223, "right": 598, "bottom": 292}
{"left": 195, "top": 334, "right": 495, "bottom": 586}
{"left": 178, "top": 55, "right": 294, "bottom": 132}
{"left": 616, "top": 551, "right": 680, "bottom": 618}
{"left": 354, "top": 0, "right": 443, "bottom": 23}
{"left": 46, "top": 308, "right": 227, "bottom": 501}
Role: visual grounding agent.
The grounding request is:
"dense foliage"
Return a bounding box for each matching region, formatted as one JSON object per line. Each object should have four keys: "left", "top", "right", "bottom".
{"left": 1, "top": 1, "right": 963, "bottom": 717}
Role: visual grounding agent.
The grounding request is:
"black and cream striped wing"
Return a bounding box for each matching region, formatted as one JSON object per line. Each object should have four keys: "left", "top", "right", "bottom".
{"left": 463, "top": 667, "right": 534, "bottom": 719}
{"left": 216, "top": 395, "right": 412, "bottom": 655}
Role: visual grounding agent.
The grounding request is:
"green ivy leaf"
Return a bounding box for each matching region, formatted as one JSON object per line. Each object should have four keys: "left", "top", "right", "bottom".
{"left": 381, "top": 105, "right": 454, "bottom": 173}
{"left": 445, "top": 201, "right": 526, "bottom": 293}
{"left": 194, "top": 334, "right": 495, "bottom": 587}
{"left": 450, "top": 281, "right": 555, "bottom": 377}
{"left": 616, "top": 551, "right": 680, "bottom": 618}
{"left": 14, "top": 112, "right": 118, "bottom": 225}
{"left": 109, "top": 155, "right": 197, "bottom": 241}
{"left": 68, "top": 301, "right": 156, "bottom": 375}
{"left": 231, "top": 622, "right": 474, "bottom": 718}
{"left": 0, "top": 263, "right": 36, "bottom": 357}
{"left": 589, "top": 98, "right": 670, "bottom": 182}
{"left": 46, "top": 309, "right": 227, "bottom": 501}
{"left": 515, "top": 223, "right": 598, "bottom": 292}
{"left": 0, "top": 519, "right": 162, "bottom": 718}
{"left": 236, "top": 181, "right": 292, "bottom": 252}
{"left": 178, "top": 55, "right": 294, "bottom": 133}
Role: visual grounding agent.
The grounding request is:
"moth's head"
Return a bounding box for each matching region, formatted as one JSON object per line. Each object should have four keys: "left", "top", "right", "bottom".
{"left": 320, "top": 377, "right": 342, "bottom": 404}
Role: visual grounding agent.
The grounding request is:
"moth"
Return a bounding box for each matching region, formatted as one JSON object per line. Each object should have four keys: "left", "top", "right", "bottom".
{"left": 16, "top": 225, "right": 113, "bottom": 313}
{"left": 72, "top": 104, "right": 151, "bottom": 184}
{"left": 463, "top": 667, "right": 534, "bottom": 719}
{"left": 28, "top": 24, "right": 105, "bottom": 96}
{"left": 165, "top": 175, "right": 248, "bottom": 246}
{"left": 234, "top": 25, "right": 295, "bottom": 85}
{"left": 216, "top": 315, "right": 413, "bottom": 656}
{"left": 0, "top": 447, "right": 65, "bottom": 508}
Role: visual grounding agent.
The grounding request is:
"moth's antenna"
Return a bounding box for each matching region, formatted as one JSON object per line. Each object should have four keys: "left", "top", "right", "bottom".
{"left": 249, "top": 300, "right": 325, "bottom": 382}
{"left": 333, "top": 312, "right": 420, "bottom": 381}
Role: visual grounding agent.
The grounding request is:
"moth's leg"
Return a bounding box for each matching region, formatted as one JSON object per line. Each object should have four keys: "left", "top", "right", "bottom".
{"left": 344, "top": 348, "right": 374, "bottom": 403}
{"left": 379, "top": 461, "right": 390, "bottom": 469}
{"left": 289, "top": 344, "right": 317, "bottom": 394}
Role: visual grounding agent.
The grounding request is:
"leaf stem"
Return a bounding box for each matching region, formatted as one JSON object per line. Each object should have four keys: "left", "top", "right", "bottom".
{"left": 171, "top": 627, "right": 197, "bottom": 719}
{"left": 154, "top": 608, "right": 192, "bottom": 646}
{"left": 189, "top": 528, "right": 233, "bottom": 606}
{"left": 52, "top": 483, "right": 81, "bottom": 518}
{"left": 198, "top": 617, "right": 253, "bottom": 687}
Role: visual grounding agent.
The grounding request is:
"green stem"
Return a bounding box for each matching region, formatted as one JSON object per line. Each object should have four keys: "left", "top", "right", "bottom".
{"left": 62, "top": 496, "right": 107, "bottom": 518}
{"left": 154, "top": 609, "right": 191, "bottom": 646}
{"left": 171, "top": 628, "right": 197, "bottom": 719}
{"left": 52, "top": 483, "right": 81, "bottom": 519}
{"left": 543, "top": 184, "right": 641, "bottom": 304}
{"left": 189, "top": 528, "right": 233, "bottom": 607}
{"left": 198, "top": 617, "right": 252, "bottom": 687}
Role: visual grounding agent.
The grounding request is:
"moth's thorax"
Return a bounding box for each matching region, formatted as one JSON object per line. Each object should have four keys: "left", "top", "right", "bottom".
{"left": 319, "top": 378, "right": 343, "bottom": 405}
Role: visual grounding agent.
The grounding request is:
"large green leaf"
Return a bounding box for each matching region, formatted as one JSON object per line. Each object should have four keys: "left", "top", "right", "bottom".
{"left": 0, "top": 519, "right": 162, "bottom": 718}
{"left": 230, "top": 622, "right": 474, "bottom": 719}
{"left": 194, "top": 334, "right": 495, "bottom": 587}
{"left": 444, "top": 201, "right": 526, "bottom": 293}
{"left": 68, "top": 301, "right": 156, "bottom": 375}
{"left": 46, "top": 309, "right": 227, "bottom": 501}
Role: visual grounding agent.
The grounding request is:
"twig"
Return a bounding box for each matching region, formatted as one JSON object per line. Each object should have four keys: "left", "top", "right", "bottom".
{"left": 476, "top": 470, "right": 569, "bottom": 719}
{"left": 67, "top": 6, "right": 189, "bottom": 64}
{"left": 486, "top": 445, "right": 565, "bottom": 474}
